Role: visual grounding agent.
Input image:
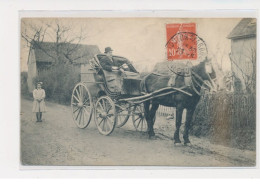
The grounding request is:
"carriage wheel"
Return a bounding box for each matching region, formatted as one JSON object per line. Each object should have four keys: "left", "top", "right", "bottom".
{"left": 115, "top": 103, "right": 131, "bottom": 128}
{"left": 71, "top": 83, "right": 93, "bottom": 129}
{"left": 95, "top": 96, "right": 116, "bottom": 135}
{"left": 132, "top": 104, "right": 147, "bottom": 132}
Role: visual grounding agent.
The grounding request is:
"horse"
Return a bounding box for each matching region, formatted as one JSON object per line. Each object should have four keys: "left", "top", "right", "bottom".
{"left": 142, "top": 58, "right": 216, "bottom": 145}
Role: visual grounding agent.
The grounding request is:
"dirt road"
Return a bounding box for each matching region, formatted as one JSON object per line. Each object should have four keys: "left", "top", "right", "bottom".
{"left": 20, "top": 98, "right": 255, "bottom": 166}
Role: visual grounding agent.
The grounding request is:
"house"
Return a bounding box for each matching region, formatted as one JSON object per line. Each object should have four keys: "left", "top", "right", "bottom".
{"left": 227, "top": 18, "right": 256, "bottom": 93}
{"left": 27, "top": 41, "right": 100, "bottom": 92}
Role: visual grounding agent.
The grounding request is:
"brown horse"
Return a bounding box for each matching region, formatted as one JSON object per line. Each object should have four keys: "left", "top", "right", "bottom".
{"left": 143, "top": 58, "right": 216, "bottom": 145}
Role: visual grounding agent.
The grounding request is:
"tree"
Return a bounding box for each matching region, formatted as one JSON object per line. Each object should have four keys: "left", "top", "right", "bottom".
{"left": 229, "top": 42, "right": 256, "bottom": 93}
{"left": 21, "top": 19, "right": 87, "bottom": 64}
{"left": 21, "top": 19, "right": 86, "bottom": 104}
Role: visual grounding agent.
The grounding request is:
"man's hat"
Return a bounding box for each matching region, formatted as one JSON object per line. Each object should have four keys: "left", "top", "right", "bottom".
{"left": 105, "top": 47, "right": 113, "bottom": 53}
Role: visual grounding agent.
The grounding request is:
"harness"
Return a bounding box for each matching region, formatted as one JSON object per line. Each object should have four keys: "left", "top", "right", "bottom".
{"left": 140, "top": 72, "right": 168, "bottom": 94}
{"left": 190, "top": 71, "right": 214, "bottom": 96}
{"left": 141, "top": 70, "right": 214, "bottom": 96}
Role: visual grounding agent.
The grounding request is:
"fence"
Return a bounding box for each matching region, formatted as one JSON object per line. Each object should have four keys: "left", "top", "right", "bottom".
{"left": 157, "top": 106, "right": 174, "bottom": 117}
{"left": 156, "top": 105, "right": 187, "bottom": 122}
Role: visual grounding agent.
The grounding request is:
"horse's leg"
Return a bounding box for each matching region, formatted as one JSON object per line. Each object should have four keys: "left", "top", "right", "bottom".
{"left": 174, "top": 105, "right": 184, "bottom": 144}
{"left": 183, "top": 108, "right": 195, "bottom": 145}
{"left": 144, "top": 101, "right": 153, "bottom": 137}
{"left": 149, "top": 103, "right": 159, "bottom": 137}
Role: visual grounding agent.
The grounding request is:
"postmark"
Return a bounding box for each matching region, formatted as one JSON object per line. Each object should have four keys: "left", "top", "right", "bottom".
{"left": 166, "top": 23, "right": 208, "bottom": 61}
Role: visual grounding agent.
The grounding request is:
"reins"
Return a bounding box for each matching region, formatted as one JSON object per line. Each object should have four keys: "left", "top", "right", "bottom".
{"left": 190, "top": 72, "right": 203, "bottom": 96}
{"left": 191, "top": 71, "right": 213, "bottom": 96}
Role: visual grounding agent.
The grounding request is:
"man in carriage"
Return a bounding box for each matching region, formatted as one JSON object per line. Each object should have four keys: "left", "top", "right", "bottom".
{"left": 99, "top": 47, "right": 141, "bottom": 95}
{"left": 100, "top": 47, "right": 136, "bottom": 73}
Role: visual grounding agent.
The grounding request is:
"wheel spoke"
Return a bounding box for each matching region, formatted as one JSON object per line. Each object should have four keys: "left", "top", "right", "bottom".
{"left": 73, "top": 95, "right": 80, "bottom": 103}
{"left": 77, "top": 87, "right": 81, "bottom": 101}
{"left": 75, "top": 88, "right": 80, "bottom": 101}
{"left": 83, "top": 98, "right": 89, "bottom": 105}
{"left": 136, "top": 118, "right": 142, "bottom": 128}
{"left": 106, "top": 104, "right": 112, "bottom": 113}
{"left": 75, "top": 107, "right": 82, "bottom": 120}
{"left": 102, "top": 119, "right": 107, "bottom": 132}
{"left": 117, "top": 109, "right": 123, "bottom": 114}
{"left": 106, "top": 118, "right": 112, "bottom": 130}
{"left": 98, "top": 118, "right": 104, "bottom": 126}
{"left": 141, "top": 119, "right": 144, "bottom": 131}
{"left": 134, "top": 116, "right": 140, "bottom": 123}
{"left": 83, "top": 106, "right": 90, "bottom": 114}
{"left": 82, "top": 108, "right": 89, "bottom": 119}
{"left": 97, "top": 102, "right": 104, "bottom": 111}
{"left": 81, "top": 86, "right": 85, "bottom": 101}
{"left": 79, "top": 86, "right": 83, "bottom": 101}
{"left": 107, "top": 116, "right": 114, "bottom": 125}
{"left": 107, "top": 113, "right": 114, "bottom": 117}
{"left": 78, "top": 109, "right": 82, "bottom": 124}
{"left": 101, "top": 99, "right": 106, "bottom": 112}
{"left": 82, "top": 108, "right": 85, "bottom": 124}
{"left": 96, "top": 108, "right": 103, "bottom": 115}
{"left": 73, "top": 106, "right": 80, "bottom": 113}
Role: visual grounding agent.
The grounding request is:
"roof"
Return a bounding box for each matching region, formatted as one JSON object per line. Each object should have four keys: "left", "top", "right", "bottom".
{"left": 227, "top": 18, "right": 256, "bottom": 40}
{"left": 31, "top": 41, "right": 101, "bottom": 64}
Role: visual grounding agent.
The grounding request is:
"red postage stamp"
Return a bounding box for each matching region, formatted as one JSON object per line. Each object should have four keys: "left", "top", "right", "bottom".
{"left": 166, "top": 23, "right": 197, "bottom": 60}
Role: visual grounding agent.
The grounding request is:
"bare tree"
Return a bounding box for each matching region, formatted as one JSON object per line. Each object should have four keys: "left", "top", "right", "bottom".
{"left": 21, "top": 19, "right": 87, "bottom": 64}
{"left": 210, "top": 45, "right": 228, "bottom": 91}
{"left": 229, "top": 41, "right": 256, "bottom": 93}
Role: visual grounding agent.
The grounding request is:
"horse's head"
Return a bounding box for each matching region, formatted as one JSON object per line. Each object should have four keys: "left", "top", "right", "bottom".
{"left": 202, "top": 58, "right": 216, "bottom": 80}
{"left": 192, "top": 57, "right": 217, "bottom": 92}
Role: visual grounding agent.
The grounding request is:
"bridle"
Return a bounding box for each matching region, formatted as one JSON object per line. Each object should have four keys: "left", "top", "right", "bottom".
{"left": 166, "top": 63, "right": 215, "bottom": 96}
{"left": 190, "top": 69, "right": 215, "bottom": 96}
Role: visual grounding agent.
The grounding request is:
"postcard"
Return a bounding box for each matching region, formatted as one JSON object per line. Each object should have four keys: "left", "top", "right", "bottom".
{"left": 20, "top": 17, "right": 256, "bottom": 166}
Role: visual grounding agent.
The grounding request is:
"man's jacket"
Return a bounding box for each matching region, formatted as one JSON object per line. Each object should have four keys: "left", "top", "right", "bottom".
{"left": 99, "top": 55, "right": 118, "bottom": 72}
{"left": 100, "top": 55, "right": 138, "bottom": 73}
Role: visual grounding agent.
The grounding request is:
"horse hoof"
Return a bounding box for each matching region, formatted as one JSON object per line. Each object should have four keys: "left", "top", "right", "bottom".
{"left": 184, "top": 143, "right": 191, "bottom": 146}
{"left": 150, "top": 132, "right": 155, "bottom": 137}
{"left": 174, "top": 143, "right": 182, "bottom": 147}
{"left": 149, "top": 135, "right": 157, "bottom": 140}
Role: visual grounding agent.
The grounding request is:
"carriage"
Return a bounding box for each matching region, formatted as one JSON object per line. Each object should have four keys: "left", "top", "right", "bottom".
{"left": 71, "top": 54, "right": 192, "bottom": 136}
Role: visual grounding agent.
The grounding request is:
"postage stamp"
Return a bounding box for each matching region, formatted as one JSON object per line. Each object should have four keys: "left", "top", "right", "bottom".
{"left": 166, "top": 23, "right": 197, "bottom": 60}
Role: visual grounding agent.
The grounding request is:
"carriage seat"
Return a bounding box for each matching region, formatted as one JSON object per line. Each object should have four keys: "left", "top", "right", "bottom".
{"left": 95, "top": 54, "right": 141, "bottom": 95}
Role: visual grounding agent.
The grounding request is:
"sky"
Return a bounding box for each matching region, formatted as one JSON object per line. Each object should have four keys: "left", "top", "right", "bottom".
{"left": 20, "top": 18, "right": 240, "bottom": 72}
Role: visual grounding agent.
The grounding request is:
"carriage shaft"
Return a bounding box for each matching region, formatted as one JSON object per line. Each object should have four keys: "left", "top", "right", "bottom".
{"left": 119, "top": 86, "right": 192, "bottom": 103}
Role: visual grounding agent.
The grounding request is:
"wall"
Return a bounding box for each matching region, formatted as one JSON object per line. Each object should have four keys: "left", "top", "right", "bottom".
{"left": 27, "top": 49, "right": 37, "bottom": 92}
{"left": 230, "top": 37, "right": 256, "bottom": 92}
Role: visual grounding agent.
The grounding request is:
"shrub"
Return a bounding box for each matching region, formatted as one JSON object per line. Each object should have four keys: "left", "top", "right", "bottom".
{"left": 191, "top": 92, "right": 256, "bottom": 151}
{"left": 33, "top": 63, "right": 80, "bottom": 105}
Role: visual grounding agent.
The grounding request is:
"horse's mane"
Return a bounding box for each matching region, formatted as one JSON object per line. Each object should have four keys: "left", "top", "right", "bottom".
{"left": 152, "top": 61, "right": 189, "bottom": 75}
{"left": 191, "top": 60, "right": 205, "bottom": 74}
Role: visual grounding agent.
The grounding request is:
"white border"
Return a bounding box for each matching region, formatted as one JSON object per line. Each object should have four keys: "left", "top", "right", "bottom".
{"left": 20, "top": 9, "right": 257, "bottom": 18}
{"left": 1, "top": 0, "right": 260, "bottom": 179}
